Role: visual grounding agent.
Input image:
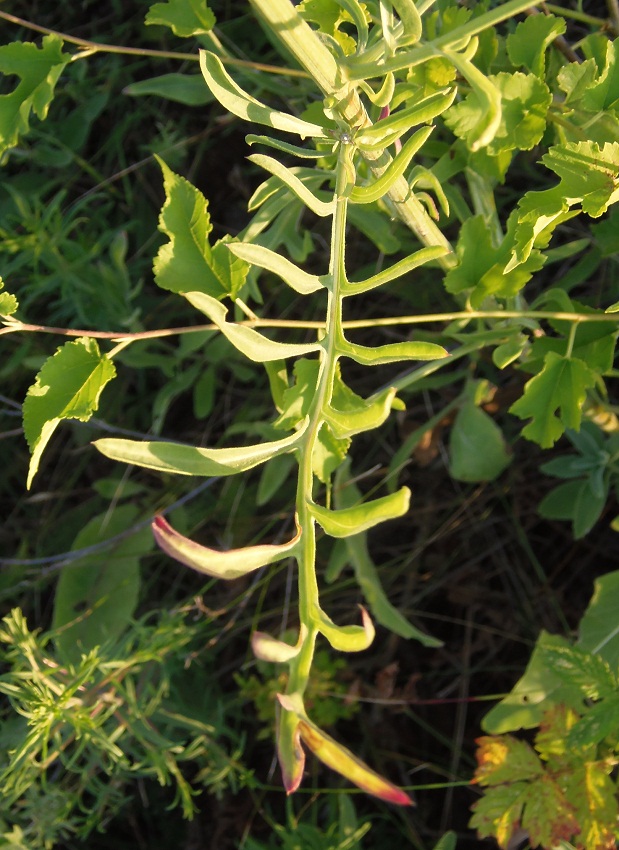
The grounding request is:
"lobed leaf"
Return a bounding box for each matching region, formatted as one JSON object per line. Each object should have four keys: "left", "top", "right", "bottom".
{"left": 0, "top": 277, "right": 18, "bottom": 316}
{"left": 0, "top": 34, "right": 69, "bottom": 158}
{"left": 152, "top": 514, "right": 301, "bottom": 579}
{"left": 145, "top": 0, "right": 215, "bottom": 36}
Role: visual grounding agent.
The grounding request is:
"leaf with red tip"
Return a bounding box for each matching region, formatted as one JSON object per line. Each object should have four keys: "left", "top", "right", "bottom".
{"left": 152, "top": 515, "right": 300, "bottom": 579}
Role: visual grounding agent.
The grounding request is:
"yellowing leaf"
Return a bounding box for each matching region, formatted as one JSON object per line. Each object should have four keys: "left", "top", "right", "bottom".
{"left": 23, "top": 338, "right": 116, "bottom": 489}
{"left": 0, "top": 277, "right": 18, "bottom": 316}
{"left": 152, "top": 514, "right": 301, "bottom": 579}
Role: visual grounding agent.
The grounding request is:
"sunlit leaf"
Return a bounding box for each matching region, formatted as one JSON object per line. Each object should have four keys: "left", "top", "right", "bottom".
{"left": 145, "top": 0, "right": 215, "bottom": 37}
{"left": 310, "top": 487, "right": 410, "bottom": 537}
{"left": 23, "top": 338, "right": 116, "bottom": 489}
{"left": 317, "top": 606, "right": 375, "bottom": 652}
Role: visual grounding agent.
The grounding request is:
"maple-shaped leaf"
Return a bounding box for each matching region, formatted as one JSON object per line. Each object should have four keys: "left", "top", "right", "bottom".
{"left": 145, "top": 0, "right": 215, "bottom": 37}
{"left": 0, "top": 34, "right": 69, "bottom": 158}
{"left": 153, "top": 157, "right": 248, "bottom": 299}
{"left": 298, "top": 0, "right": 369, "bottom": 56}
{"left": 534, "top": 703, "right": 582, "bottom": 762}
{"left": 563, "top": 761, "right": 619, "bottom": 850}
{"left": 521, "top": 773, "right": 580, "bottom": 848}
{"left": 23, "top": 338, "right": 116, "bottom": 489}
{"left": 509, "top": 352, "right": 597, "bottom": 448}
{"left": 469, "top": 781, "right": 528, "bottom": 849}
{"left": 508, "top": 142, "right": 619, "bottom": 271}
{"left": 474, "top": 735, "right": 544, "bottom": 787}
{"left": 506, "top": 14, "right": 566, "bottom": 78}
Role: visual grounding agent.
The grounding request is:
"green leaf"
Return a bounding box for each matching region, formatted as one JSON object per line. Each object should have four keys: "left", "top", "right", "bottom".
{"left": 325, "top": 386, "right": 399, "bottom": 438}
{"left": 145, "top": 0, "right": 215, "bottom": 37}
{"left": 506, "top": 14, "right": 566, "bottom": 78}
{"left": 0, "top": 34, "right": 69, "bottom": 158}
{"left": 474, "top": 735, "right": 544, "bottom": 787}
{"left": 333, "top": 462, "right": 441, "bottom": 647}
{"left": 356, "top": 89, "right": 456, "bottom": 148}
{"left": 449, "top": 402, "right": 511, "bottom": 482}
{"left": 538, "top": 644, "right": 617, "bottom": 701}
{"left": 23, "top": 338, "right": 116, "bottom": 489}
{"left": 184, "top": 291, "right": 322, "bottom": 361}
{"left": 441, "top": 51, "right": 502, "bottom": 152}
{"left": 298, "top": 0, "right": 370, "bottom": 56}
{"left": 310, "top": 487, "right": 410, "bottom": 537}
{"left": 227, "top": 242, "right": 324, "bottom": 295}
{"left": 152, "top": 514, "right": 300, "bottom": 579}
{"left": 93, "top": 422, "right": 306, "bottom": 476}
{"left": 344, "top": 246, "right": 447, "bottom": 295}
{"left": 248, "top": 154, "right": 334, "bottom": 217}
{"left": 153, "top": 157, "right": 247, "bottom": 299}
{"left": 340, "top": 337, "right": 447, "bottom": 365}
{"left": 199, "top": 51, "right": 327, "bottom": 139}
{"left": 0, "top": 277, "right": 18, "bottom": 316}
{"left": 274, "top": 358, "right": 320, "bottom": 430}
{"left": 579, "top": 570, "right": 619, "bottom": 668}
{"left": 52, "top": 505, "right": 151, "bottom": 663}
{"left": 317, "top": 606, "right": 375, "bottom": 652}
{"left": 509, "top": 352, "right": 598, "bottom": 448}
{"left": 123, "top": 73, "right": 213, "bottom": 105}
{"left": 349, "top": 126, "right": 434, "bottom": 204}
{"left": 482, "top": 632, "right": 581, "bottom": 733}
{"left": 312, "top": 423, "right": 350, "bottom": 483}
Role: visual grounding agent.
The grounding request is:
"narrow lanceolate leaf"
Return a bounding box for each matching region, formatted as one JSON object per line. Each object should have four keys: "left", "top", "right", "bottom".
{"left": 153, "top": 157, "right": 247, "bottom": 299}
{"left": 152, "top": 514, "right": 301, "bottom": 579}
{"left": 340, "top": 337, "right": 448, "bottom": 365}
{"left": 343, "top": 246, "right": 448, "bottom": 295}
{"left": 277, "top": 704, "right": 305, "bottom": 794}
{"left": 391, "top": 0, "right": 421, "bottom": 46}
{"left": 310, "top": 487, "right": 410, "bottom": 537}
{"left": 145, "top": 0, "right": 215, "bottom": 37}
{"left": 318, "top": 606, "right": 375, "bottom": 652}
{"left": 227, "top": 242, "right": 324, "bottom": 295}
{"left": 277, "top": 695, "right": 412, "bottom": 805}
{"left": 184, "top": 291, "right": 323, "bottom": 361}
{"left": 246, "top": 134, "right": 328, "bottom": 159}
{"left": 23, "top": 338, "right": 116, "bottom": 489}
{"left": 248, "top": 155, "right": 335, "bottom": 217}
{"left": 93, "top": 422, "right": 306, "bottom": 476}
{"left": 349, "top": 127, "right": 434, "bottom": 204}
{"left": 252, "top": 625, "right": 307, "bottom": 663}
{"left": 199, "top": 51, "right": 328, "bottom": 139}
{"left": 356, "top": 89, "right": 456, "bottom": 148}
{"left": 0, "top": 34, "right": 69, "bottom": 158}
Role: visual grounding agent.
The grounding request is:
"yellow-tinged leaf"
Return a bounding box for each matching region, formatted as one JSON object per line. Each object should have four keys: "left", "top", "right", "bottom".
{"left": 152, "top": 514, "right": 301, "bottom": 579}
{"left": 318, "top": 605, "right": 375, "bottom": 651}
{"left": 277, "top": 705, "right": 305, "bottom": 794}
{"left": 252, "top": 624, "right": 308, "bottom": 663}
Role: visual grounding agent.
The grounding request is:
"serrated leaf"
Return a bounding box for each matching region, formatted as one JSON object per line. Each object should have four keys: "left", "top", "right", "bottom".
{"left": 184, "top": 291, "right": 322, "bottom": 361}
{"left": 474, "top": 735, "right": 543, "bottom": 787}
{"left": 123, "top": 73, "right": 213, "bottom": 105}
{"left": 152, "top": 514, "right": 300, "bottom": 579}
{"left": 509, "top": 352, "right": 597, "bottom": 448}
{"left": 441, "top": 52, "right": 501, "bottom": 152}
{"left": 93, "top": 421, "right": 305, "bottom": 476}
{"left": 449, "top": 402, "right": 511, "bottom": 482}
{"left": 469, "top": 780, "right": 528, "bottom": 848}
{"left": 0, "top": 277, "right": 18, "bottom": 316}
{"left": 506, "top": 14, "right": 566, "bottom": 77}
{"left": 277, "top": 694, "right": 412, "bottom": 805}
{"left": 199, "top": 51, "right": 327, "bottom": 139}
{"left": 538, "top": 644, "right": 616, "bottom": 701}
{"left": 23, "top": 338, "right": 116, "bottom": 489}
{"left": 567, "top": 695, "right": 619, "bottom": 749}
{"left": 482, "top": 632, "right": 581, "bottom": 733}
{"left": 564, "top": 761, "right": 619, "bottom": 850}
{"left": 145, "top": 0, "right": 215, "bottom": 37}
{"left": 153, "top": 157, "right": 247, "bottom": 299}
{"left": 52, "top": 505, "right": 150, "bottom": 663}
{"left": 0, "top": 34, "right": 69, "bottom": 158}
{"left": 310, "top": 487, "right": 410, "bottom": 537}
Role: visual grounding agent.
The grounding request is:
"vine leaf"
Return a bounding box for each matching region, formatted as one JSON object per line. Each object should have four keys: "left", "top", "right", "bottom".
{"left": 506, "top": 14, "right": 566, "bottom": 78}
{"left": 152, "top": 514, "right": 301, "bottom": 579}
{"left": 509, "top": 352, "right": 597, "bottom": 448}
{"left": 0, "top": 277, "right": 18, "bottom": 316}
{"left": 93, "top": 421, "right": 306, "bottom": 476}
{"left": 0, "top": 34, "right": 69, "bottom": 158}
{"left": 153, "top": 157, "right": 248, "bottom": 299}
{"left": 145, "top": 0, "right": 215, "bottom": 37}
{"left": 52, "top": 504, "right": 151, "bottom": 663}
{"left": 508, "top": 141, "right": 619, "bottom": 272}
{"left": 23, "top": 338, "right": 116, "bottom": 489}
